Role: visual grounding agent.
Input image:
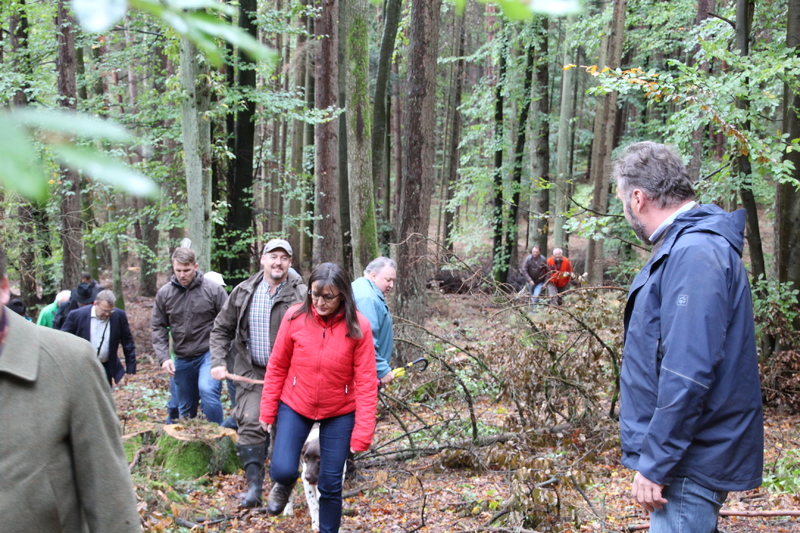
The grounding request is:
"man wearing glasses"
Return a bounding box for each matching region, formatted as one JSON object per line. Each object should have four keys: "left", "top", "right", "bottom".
{"left": 210, "top": 239, "right": 307, "bottom": 508}
{"left": 61, "top": 289, "right": 137, "bottom": 387}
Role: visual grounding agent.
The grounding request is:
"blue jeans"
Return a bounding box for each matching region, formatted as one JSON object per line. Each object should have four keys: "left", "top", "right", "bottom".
{"left": 649, "top": 477, "right": 728, "bottom": 533}
{"left": 173, "top": 351, "right": 223, "bottom": 424}
{"left": 271, "top": 402, "right": 355, "bottom": 533}
{"left": 527, "top": 282, "right": 544, "bottom": 304}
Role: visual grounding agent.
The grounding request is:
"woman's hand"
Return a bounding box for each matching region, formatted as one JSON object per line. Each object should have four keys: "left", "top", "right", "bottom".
{"left": 261, "top": 422, "right": 272, "bottom": 433}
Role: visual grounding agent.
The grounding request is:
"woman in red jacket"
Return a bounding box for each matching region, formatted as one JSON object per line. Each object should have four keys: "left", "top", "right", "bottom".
{"left": 259, "top": 262, "right": 377, "bottom": 532}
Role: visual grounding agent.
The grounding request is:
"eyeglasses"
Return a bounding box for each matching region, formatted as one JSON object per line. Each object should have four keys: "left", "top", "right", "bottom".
{"left": 308, "top": 291, "right": 341, "bottom": 303}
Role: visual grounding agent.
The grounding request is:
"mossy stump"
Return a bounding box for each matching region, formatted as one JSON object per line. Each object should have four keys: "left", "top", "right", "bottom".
{"left": 155, "top": 422, "right": 241, "bottom": 479}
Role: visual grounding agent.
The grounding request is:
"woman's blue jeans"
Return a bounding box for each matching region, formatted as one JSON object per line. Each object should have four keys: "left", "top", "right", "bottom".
{"left": 270, "top": 402, "right": 355, "bottom": 533}
{"left": 649, "top": 477, "right": 728, "bottom": 533}
{"left": 173, "top": 351, "right": 223, "bottom": 424}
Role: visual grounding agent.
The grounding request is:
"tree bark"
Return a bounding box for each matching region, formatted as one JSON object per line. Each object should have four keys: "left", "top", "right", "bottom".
{"left": 180, "top": 37, "right": 213, "bottom": 272}
{"left": 225, "top": 0, "right": 258, "bottom": 286}
{"left": 492, "top": 27, "right": 507, "bottom": 282}
{"left": 345, "top": 0, "right": 379, "bottom": 276}
{"left": 444, "top": 11, "right": 466, "bottom": 253}
{"left": 313, "top": 0, "right": 343, "bottom": 266}
{"left": 396, "top": 0, "right": 441, "bottom": 363}
{"left": 57, "top": 0, "right": 83, "bottom": 290}
{"left": 586, "top": 0, "right": 626, "bottom": 285}
{"left": 288, "top": 0, "right": 310, "bottom": 260}
{"left": 528, "top": 17, "right": 550, "bottom": 256}
{"left": 553, "top": 17, "right": 575, "bottom": 251}
{"left": 779, "top": 0, "right": 800, "bottom": 328}
{"left": 503, "top": 26, "right": 537, "bottom": 283}
{"left": 371, "top": 0, "right": 402, "bottom": 232}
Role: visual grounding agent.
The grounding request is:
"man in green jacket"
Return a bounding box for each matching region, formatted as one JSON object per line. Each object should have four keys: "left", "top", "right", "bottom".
{"left": 36, "top": 289, "right": 71, "bottom": 328}
{"left": 0, "top": 244, "right": 141, "bottom": 532}
{"left": 210, "top": 238, "right": 307, "bottom": 508}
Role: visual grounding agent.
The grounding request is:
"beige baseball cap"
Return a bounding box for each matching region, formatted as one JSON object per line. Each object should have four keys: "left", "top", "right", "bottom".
{"left": 263, "top": 239, "right": 293, "bottom": 256}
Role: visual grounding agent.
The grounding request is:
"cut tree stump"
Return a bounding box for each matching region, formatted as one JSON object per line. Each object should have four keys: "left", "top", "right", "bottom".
{"left": 154, "top": 422, "right": 241, "bottom": 479}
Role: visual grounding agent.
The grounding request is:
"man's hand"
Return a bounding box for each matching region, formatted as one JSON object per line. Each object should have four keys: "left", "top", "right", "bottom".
{"left": 161, "top": 359, "right": 175, "bottom": 376}
{"left": 380, "top": 371, "right": 395, "bottom": 385}
{"left": 260, "top": 422, "right": 272, "bottom": 433}
{"left": 631, "top": 472, "right": 667, "bottom": 512}
{"left": 210, "top": 365, "right": 228, "bottom": 381}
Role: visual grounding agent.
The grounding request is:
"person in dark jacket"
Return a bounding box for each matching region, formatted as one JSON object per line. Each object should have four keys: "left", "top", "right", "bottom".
{"left": 152, "top": 247, "right": 228, "bottom": 424}
{"left": 210, "top": 239, "right": 307, "bottom": 508}
{"left": 614, "top": 141, "right": 763, "bottom": 533}
{"left": 61, "top": 289, "right": 137, "bottom": 387}
{"left": 521, "top": 246, "right": 548, "bottom": 306}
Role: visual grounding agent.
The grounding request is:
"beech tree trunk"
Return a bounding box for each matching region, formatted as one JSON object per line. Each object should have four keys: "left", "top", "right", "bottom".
{"left": 396, "top": 0, "right": 442, "bottom": 363}
{"left": 553, "top": 17, "right": 575, "bottom": 251}
{"left": 345, "top": 0, "right": 379, "bottom": 276}
{"left": 180, "top": 37, "right": 213, "bottom": 272}
{"left": 586, "top": 0, "right": 626, "bottom": 285}
{"left": 528, "top": 17, "right": 550, "bottom": 256}
{"left": 491, "top": 27, "right": 507, "bottom": 282}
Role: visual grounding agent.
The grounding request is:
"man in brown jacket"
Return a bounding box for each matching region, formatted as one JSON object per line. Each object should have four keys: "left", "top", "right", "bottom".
{"left": 152, "top": 247, "right": 228, "bottom": 423}
{"left": 210, "top": 238, "right": 307, "bottom": 507}
{"left": 0, "top": 244, "right": 141, "bottom": 533}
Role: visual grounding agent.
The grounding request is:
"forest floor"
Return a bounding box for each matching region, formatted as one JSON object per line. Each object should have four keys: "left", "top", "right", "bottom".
{"left": 114, "top": 271, "right": 800, "bottom": 533}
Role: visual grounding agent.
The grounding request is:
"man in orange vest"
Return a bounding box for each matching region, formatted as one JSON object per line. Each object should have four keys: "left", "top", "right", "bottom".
{"left": 546, "top": 248, "right": 573, "bottom": 306}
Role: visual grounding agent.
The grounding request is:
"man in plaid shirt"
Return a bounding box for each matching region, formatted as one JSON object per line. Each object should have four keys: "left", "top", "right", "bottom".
{"left": 210, "top": 239, "right": 307, "bottom": 508}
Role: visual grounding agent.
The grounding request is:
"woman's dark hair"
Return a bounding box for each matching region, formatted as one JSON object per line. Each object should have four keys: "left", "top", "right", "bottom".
{"left": 291, "top": 262, "right": 363, "bottom": 338}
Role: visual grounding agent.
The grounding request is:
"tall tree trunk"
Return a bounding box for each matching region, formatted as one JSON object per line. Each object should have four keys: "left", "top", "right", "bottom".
{"left": 288, "top": 0, "right": 309, "bottom": 258}
{"left": 503, "top": 26, "right": 536, "bottom": 283}
{"left": 735, "top": 0, "right": 765, "bottom": 288}
{"left": 338, "top": 4, "right": 352, "bottom": 273}
{"left": 10, "top": 0, "right": 39, "bottom": 305}
{"left": 491, "top": 27, "right": 507, "bottom": 282}
{"left": 528, "top": 17, "right": 550, "bottom": 256}
{"left": 107, "top": 201, "right": 124, "bottom": 309}
{"left": 686, "top": 0, "right": 716, "bottom": 180}
{"left": 586, "top": 0, "right": 626, "bottom": 285}
{"left": 224, "top": 0, "right": 258, "bottom": 285}
{"left": 299, "top": 18, "right": 316, "bottom": 273}
{"left": 553, "top": 17, "right": 575, "bottom": 251}
{"left": 313, "top": 0, "right": 343, "bottom": 266}
{"left": 57, "top": 0, "right": 82, "bottom": 290}
{"left": 779, "top": 0, "right": 800, "bottom": 334}
{"left": 371, "top": 0, "right": 402, "bottom": 230}
{"left": 444, "top": 10, "right": 466, "bottom": 253}
{"left": 396, "top": 0, "right": 442, "bottom": 363}
{"left": 345, "top": 0, "right": 379, "bottom": 275}
{"left": 180, "top": 37, "right": 213, "bottom": 271}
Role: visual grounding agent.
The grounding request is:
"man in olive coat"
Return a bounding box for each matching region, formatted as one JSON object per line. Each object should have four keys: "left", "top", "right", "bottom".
{"left": 0, "top": 244, "right": 141, "bottom": 533}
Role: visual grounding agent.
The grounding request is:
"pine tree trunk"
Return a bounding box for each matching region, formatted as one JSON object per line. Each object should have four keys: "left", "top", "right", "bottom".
{"left": 528, "top": 17, "right": 550, "bottom": 256}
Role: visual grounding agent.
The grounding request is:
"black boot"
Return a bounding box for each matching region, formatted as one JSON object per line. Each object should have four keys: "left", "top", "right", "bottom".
{"left": 236, "top": 443, "right": 266, "bottom": 508}
{"left": 266, "top": 481, "right": 296, "bottom": 515}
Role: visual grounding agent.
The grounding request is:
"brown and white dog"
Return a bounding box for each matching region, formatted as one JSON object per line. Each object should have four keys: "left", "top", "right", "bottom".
{"left": 285, "top": 425, "right": 347, "bottom": 531}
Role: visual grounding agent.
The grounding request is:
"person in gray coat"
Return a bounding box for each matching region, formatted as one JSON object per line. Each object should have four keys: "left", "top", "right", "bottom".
{"left": 614, "top": 142, "right": 763, "bottom": 533}
{"left": 0, "top": 244, "right": 141, "bottom": 533}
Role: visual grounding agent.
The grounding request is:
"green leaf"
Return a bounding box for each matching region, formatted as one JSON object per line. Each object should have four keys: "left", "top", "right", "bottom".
{"left": 0, "top": 115, "right": 48, "bottom": 202}
{"left": 13, "top": 108, "right": 131, "bottom": 143}
{"left": 53, "top": 145, "right": 160, "bottom": 198}
{"left": 185, "top": 11, "right": 277, "bottom": 64}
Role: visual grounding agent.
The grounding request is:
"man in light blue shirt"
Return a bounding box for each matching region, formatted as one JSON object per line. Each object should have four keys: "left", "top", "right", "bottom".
{"left": 352, "top": 257, "right": 397, "bottom": 385}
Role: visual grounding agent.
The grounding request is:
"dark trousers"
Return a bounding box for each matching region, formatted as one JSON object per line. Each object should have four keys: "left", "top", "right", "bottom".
{"left": 270, "top": 402, "right": 355, "bottom": 533}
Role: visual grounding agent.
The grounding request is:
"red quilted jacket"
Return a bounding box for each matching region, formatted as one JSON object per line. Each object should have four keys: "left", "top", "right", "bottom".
{"left": 259, "top": 303, "right": 378, "bottom": 451}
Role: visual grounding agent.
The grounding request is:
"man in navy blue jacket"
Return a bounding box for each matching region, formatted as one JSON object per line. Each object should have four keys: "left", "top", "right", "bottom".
{"left": 61, "top": 289, "right": 137, "bottom": 386}
{"left": 614, "top": 142, "right": 763, "bottom": 533}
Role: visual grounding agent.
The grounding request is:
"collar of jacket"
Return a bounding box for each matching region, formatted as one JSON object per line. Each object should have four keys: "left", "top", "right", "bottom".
{"left": 0, "top": 311, "right": 40, "bottom": 382}
{"left": 363, "top": 277, "right": 386, "bottom": 303}
{"left": 309, "top": 304, "right": 346, "bottom": 329}
{"left": 170, "top": 270, "right": 205, "bottom": 291}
